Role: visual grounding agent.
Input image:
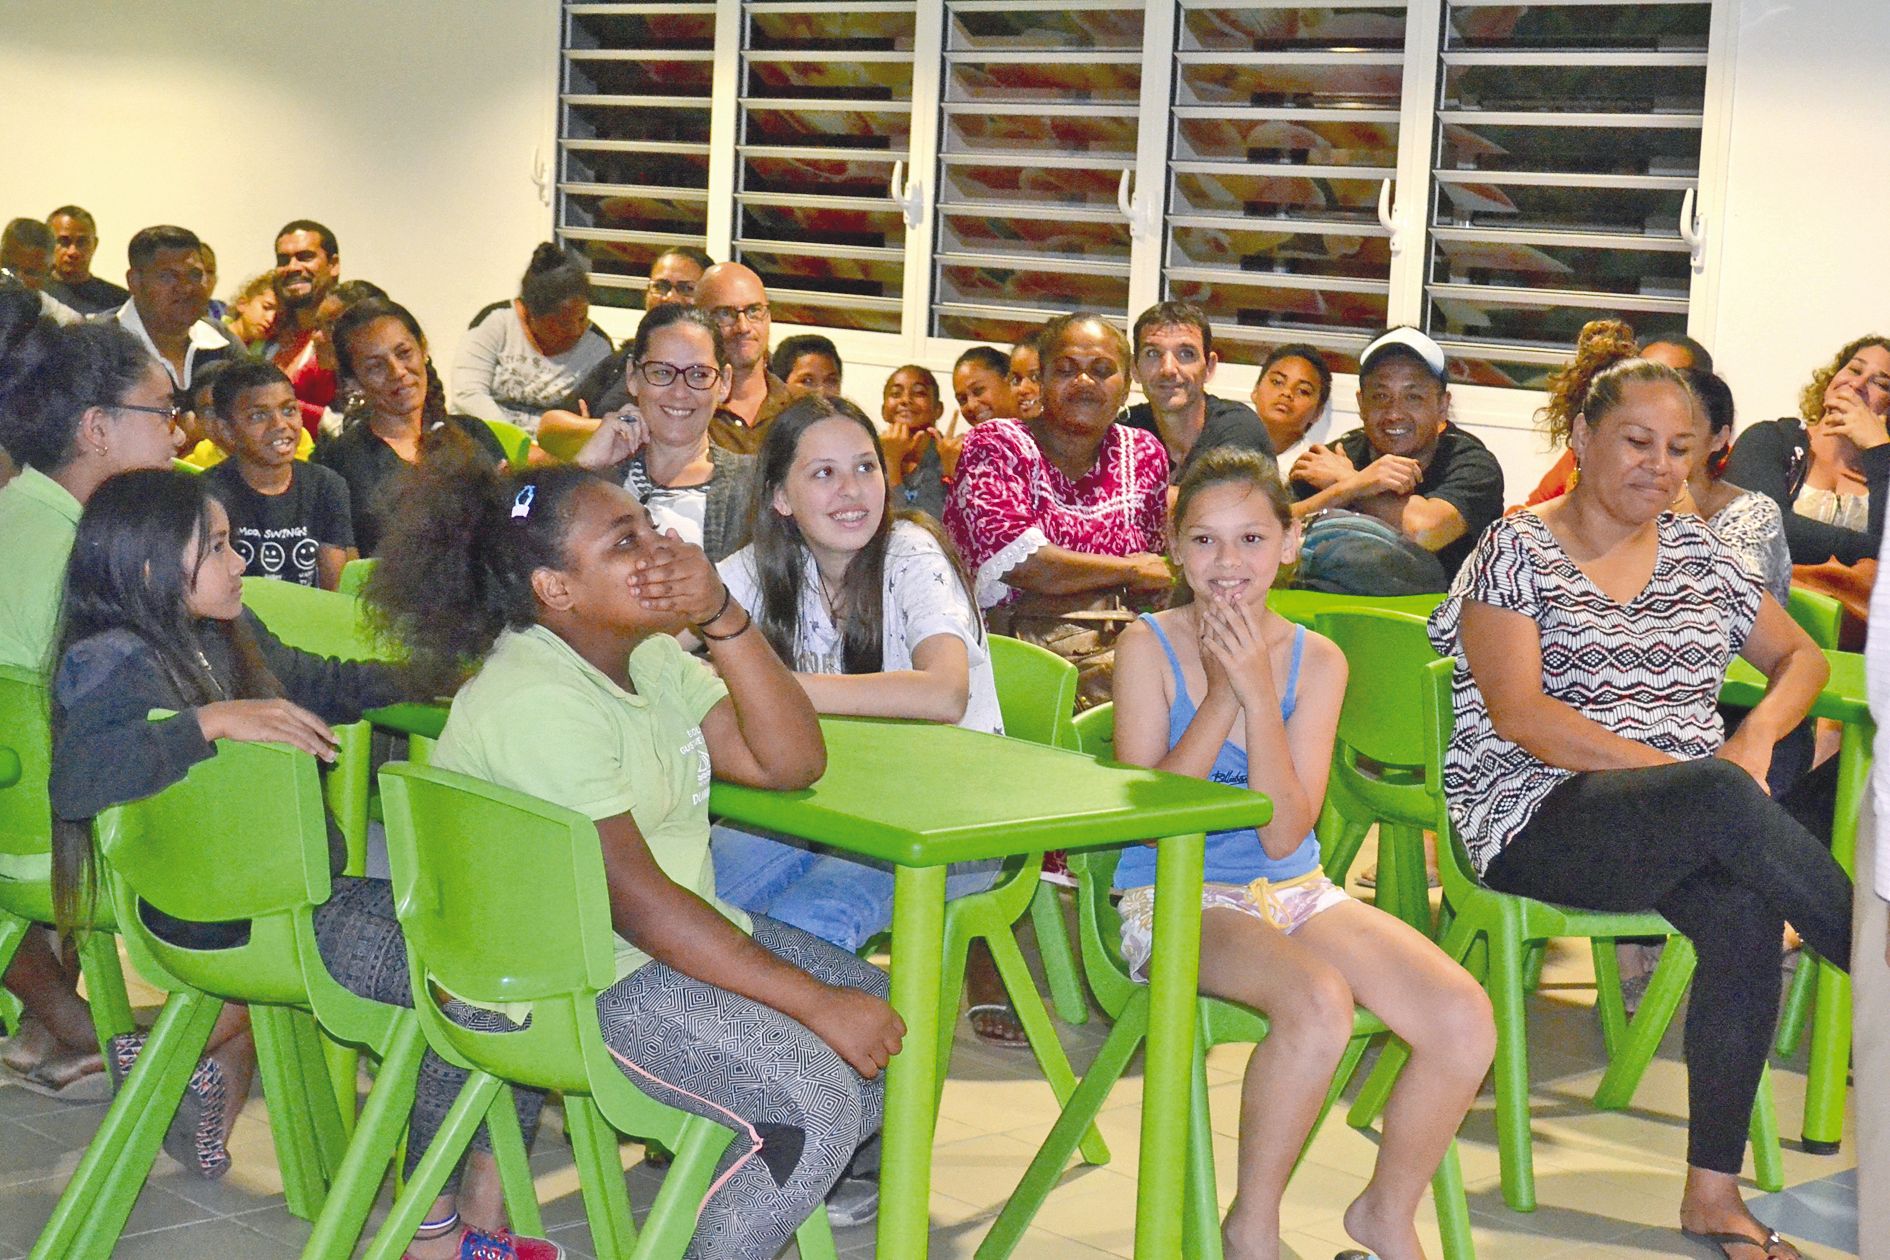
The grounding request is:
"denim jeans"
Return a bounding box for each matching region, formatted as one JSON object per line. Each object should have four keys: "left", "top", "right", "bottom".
{"left": 711, "top": 825, "right": 1002, "bottom": 953}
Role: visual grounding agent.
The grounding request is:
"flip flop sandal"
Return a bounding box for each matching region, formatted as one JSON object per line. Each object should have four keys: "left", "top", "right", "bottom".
{"left": 107, "top": 1033, "right": 233, "bottom": 1179}
{"left": 967, "top": 1003, "right": 1031, "bottom": 1049}
{"left": 1681, "top": 1225, "right": 1795, "bottom": 1258}
{"left": 5, "top": 1045, "right": 112, "bottom": 1102}
{"left": 1336, "top": 1251, "right": 1381, "bottom": 1259}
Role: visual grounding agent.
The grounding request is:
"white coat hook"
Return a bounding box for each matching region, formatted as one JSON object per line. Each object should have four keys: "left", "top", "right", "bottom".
{"left": 1377, "top": 178, "right": 1401, "bottom": 256}
{"left": 1679, "top": 187, "right": 1705, "bottom": 271}
{"left": 1117, "top": 168, "right": 1145, "bottom": 240}
{"left": 530, "top": 147, "right": 552, "bottom": 207}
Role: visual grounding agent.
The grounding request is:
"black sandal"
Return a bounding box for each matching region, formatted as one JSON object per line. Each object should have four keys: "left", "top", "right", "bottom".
{"left": 1680, "top": 1225, "right": 1796, "bottom": 1258}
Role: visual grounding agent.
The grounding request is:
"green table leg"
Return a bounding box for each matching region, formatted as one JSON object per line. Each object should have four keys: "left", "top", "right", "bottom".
{"left": 1802, "top": 718, "right": 1869, "bottom": 1153}
{"left": 879, "top": 863, "right": 947, "bottom": 1257}
{"left": 1136, "top": 831, "right": 1205, "bottom": 1259}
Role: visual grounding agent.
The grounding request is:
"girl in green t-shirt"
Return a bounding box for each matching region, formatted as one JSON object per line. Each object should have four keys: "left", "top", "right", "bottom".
{"left": 367, "top": 452, "right": 901, "bottom": 1260}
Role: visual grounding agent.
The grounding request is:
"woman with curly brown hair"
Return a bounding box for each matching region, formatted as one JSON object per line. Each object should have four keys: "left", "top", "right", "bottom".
{"left": 1723, "top": 334, "right": 1890, "bottom": 566}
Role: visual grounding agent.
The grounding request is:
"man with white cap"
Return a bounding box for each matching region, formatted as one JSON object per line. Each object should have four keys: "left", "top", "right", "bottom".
{"left": 1289, "top": 325, "right": 1504, "bottom": 581}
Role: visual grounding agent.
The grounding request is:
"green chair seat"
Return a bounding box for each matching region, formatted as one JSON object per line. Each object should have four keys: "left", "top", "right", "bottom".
{"left": 979, "top": 703, "right": 1473, "bottom": 1260}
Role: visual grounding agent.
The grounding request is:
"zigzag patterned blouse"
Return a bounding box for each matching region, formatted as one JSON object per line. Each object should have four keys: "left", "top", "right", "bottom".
{"left": 1426, "top": 510, "right": 1761, "bottom": 874}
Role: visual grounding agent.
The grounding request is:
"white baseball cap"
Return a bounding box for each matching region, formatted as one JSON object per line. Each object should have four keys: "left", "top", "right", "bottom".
{"left": 1360, "top": 327, "right": 1447, "bottom": 380}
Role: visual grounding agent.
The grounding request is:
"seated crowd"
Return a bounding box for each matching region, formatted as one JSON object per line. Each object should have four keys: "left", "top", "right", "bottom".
{"left": 0, "top": 200, "right": 1877, "bottom": 1260}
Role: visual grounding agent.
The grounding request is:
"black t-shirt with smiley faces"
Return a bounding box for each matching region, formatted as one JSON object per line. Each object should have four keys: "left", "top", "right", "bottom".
{"left": 204, "top": 460, "right": 355, "bottom": 586}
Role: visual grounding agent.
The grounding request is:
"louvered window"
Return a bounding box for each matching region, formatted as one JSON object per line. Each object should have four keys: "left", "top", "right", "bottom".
{"left": 1420, "top": 0, "right": 1712, "bottom": 387}
{"left": 1162, "top": 2, "right": 1408, "bottom": 371}
{"left": 734, "top": 1, "right": 917, "bottom": 333}
{"left": 930, "top": 3, "right": 1149, "bottom": 345}
{"left": 557, "top": 2, "right": 718, "bottom": 310}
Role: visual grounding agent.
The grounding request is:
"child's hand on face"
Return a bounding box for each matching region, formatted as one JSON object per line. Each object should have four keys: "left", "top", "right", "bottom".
{"left": 1200, "top": 593, "right": 1277, "bottom": 712}
{"left": 628, "top": 527, "right": 726, "bottom": 622}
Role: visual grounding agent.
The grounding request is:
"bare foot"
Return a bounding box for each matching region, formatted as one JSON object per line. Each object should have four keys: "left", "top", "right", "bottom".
{"left": 1220, "top": 1197, "right": 1280, "bottom": 1260}
{"left": 1342, "top": 1191, "right": 1426, "bottom": 1260}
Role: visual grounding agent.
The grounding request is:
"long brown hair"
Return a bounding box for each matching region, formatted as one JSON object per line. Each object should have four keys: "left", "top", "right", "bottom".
{"left": 1168, "top": 449, "right": 1293, "bottom": 607}
{"left": 749, "top": 395, "right": 977, "bottom": 673}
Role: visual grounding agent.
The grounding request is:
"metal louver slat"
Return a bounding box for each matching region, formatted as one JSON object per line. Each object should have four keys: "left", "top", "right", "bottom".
{"left": 1420, "top": 0, "right": 1714, "bottom": 386}
{"left": 557, "top": 0, "right": 719, "bottom": 309}
{"left": 733, "top": 1, "right": 918, "bottom": 334}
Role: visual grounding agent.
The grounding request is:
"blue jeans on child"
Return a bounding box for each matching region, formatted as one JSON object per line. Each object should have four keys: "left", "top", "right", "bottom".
{"left": 711, "top": 825, "right": 1002, "bottom": 953}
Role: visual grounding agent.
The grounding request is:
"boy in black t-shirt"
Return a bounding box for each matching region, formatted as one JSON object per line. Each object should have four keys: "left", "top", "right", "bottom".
{"left": 202, "top": 360, "right": 355, "bottom": 589}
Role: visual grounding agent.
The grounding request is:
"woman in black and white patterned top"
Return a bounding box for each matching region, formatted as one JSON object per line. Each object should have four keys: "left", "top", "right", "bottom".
{"left": 1428, "top": 349, "right": 1852, "bottom": 1259}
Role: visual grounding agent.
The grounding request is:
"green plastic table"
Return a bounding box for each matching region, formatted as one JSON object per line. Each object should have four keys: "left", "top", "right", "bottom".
{"left": 1720, "top": 648, "right": 1869, "bottom": 1152}
{"left": 711, "top": 716, "right": 1272, "bottom": 1258}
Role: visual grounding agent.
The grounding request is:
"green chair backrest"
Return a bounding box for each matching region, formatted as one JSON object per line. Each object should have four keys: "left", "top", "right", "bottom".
{"left": 1314, "top": 608, "right": 1440, "bottom": 769}
{"left": 1419, "top": 657, "right": 1484, "bottom": 902}
{"left": 1267, "top": 588, "right": 1445, "bottom": 630}
{"left": 337, "top": 557, "right": 377, "bottom": 599}
{"left": 481, "top": 418, "right": 533, "bottom": 469}
{"left": 378, "top": 762, "right": 619, "bottom": 1092}
{"left": 241, "top": 575, "right": 390, "bottom": 662}
{"left": 1072, "top": 701, "right": 1115, "bottom": 763}
{"left": 0, "top": 665, "right": 53, "bottom": 861}
{"left": 989, "top": 634, "right": 1078, "bottom": 750}
{"left": 1786, "top": 586, "right": 1843, "bottom": 650}
{"left": 171, "top": 457, "right": 204, "bottom": 475}
{"left": 97, "top": 736, "right": 334, "bottom": 1006}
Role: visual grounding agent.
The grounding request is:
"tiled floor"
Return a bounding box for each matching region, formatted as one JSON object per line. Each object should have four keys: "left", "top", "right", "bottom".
{"left": 0, "top": 864, "right": 1858, "bottom": 1259}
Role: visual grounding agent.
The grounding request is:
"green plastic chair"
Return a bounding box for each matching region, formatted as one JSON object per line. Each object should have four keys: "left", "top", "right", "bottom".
{"left": 372, "top": 761, "right": 839, "bottom": 1260}
{"left": 337, "top": 556, "right": 377, "bottom": 598}
{"left": 0, "top": 666, "right": 135, "bottom": 1063}
{"left": 1772, "top": 585, "right": 1843, "bottom": 1059}
{"left": 170, "top": 457, "right": 204, "bottom": 475}
{"left": 1311, "top": 609, "right": 1442, "bottom": 936}
{"left": 480, "top": 417, "right": 534, "bottom": 469}
{"left": 980, "top": 702, "right": 1472, "bottom": 1260}
{"left": 1345, "top": 659, "right": 1782, "bottom": 1213}
{"left": 930, "top": 636, "right": 1107, "bottom": 1164}
{"left": 27, "top": 733, "right": 467, "bottom": 1260}
{"left": 988, "top": 634, "right": 1090, "bottom": 1027}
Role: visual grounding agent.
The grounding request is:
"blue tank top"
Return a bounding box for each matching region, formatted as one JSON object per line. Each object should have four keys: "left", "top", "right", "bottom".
{"left": 1112, "top": 613, "right": 1322, "bottom": 890}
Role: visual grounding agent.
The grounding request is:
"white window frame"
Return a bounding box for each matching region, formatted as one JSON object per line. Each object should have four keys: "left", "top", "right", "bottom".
{"left": 561, "top": 0, "right": 1733, "bottom": 427}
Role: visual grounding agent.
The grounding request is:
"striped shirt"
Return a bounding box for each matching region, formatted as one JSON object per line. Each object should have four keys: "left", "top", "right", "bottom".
{"left": 1427, "top": 510, "right": 1760, "bottom": 874}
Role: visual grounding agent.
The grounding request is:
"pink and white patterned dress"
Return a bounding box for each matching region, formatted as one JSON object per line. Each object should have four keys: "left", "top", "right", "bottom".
{"left": 944, "top": 418, "right": 1170, "bottom": 608}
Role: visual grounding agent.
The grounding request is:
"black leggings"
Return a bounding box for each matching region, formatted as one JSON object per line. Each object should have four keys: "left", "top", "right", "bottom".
{"left": 1483, "top": 757, "right": 1853, "bottom": 1174}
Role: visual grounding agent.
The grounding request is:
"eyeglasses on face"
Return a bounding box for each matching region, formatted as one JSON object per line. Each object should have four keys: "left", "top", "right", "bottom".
{"left": 106, "top": 401, "right": 183, "bottom": 426}
{"left": 648, "top": 279, "right": 697, "bottom": 298}
{"left": 636, "top": 361, "right": 724, "bottom": 391}
{"left": 707, "top": 303, "right": 769, "bottom": 327}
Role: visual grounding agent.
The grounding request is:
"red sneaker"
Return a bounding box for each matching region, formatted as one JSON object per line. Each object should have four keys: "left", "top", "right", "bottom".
{"left": 405, "top": 1225, "right": 566, "bottom": 1260}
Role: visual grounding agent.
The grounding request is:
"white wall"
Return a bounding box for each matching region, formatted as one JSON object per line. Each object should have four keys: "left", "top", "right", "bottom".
{"left": 1703, "top": 0, "right": 1890, "bottom": 427}
{"left": 1, "top": 0, "right": 561, "bottom": 373}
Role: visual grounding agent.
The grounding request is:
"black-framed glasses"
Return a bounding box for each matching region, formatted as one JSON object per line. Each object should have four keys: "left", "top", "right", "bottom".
{"left": 707, "top": 303, "right": 769, "bottom": 327}
{"left": 636, "top": 361, "right": 724, "bottom": 391}
{"left": 106, "top": 402, "right": 183, "bottom": 426}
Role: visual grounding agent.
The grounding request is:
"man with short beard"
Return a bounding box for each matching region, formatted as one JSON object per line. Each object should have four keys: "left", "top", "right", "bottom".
{"left": 44, "top": 206, "right": 129, "bottom": 315}
{"left": 265, "top": 219, "right": 341, "bottom": 432}
{"left": 694, "top": 261, "right": 792, "bottom": 454}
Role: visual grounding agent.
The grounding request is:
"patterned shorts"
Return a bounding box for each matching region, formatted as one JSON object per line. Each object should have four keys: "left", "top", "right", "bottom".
{"left": 1116, "top": 872, "right": 1350, "bottom": 982}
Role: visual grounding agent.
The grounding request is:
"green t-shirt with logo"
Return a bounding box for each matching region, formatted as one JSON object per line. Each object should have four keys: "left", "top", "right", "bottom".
{"left": 432, "top": 624, "right": 750, "bottom": 981}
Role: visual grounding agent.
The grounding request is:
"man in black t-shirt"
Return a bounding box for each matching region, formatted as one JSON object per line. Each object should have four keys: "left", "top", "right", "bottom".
{"left": 1120, "top": 300, "right": 1274, "bottom": 495}
{"left": 202, "top": 361, "right": 355, "bottom": 589}
{"left": 1289, "top": 326, "right": 1504, "bottom": 581}
{"left": 44, "top": 206, "right": 129, "bottom": 316}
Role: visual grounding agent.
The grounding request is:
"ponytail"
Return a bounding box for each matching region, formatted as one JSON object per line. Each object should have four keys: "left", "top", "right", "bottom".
{"left": 360, "top": 448, "right": 600, "bottom": 693}
{"left": 1536, "top": 319, "right": 1638, "bottom": 449}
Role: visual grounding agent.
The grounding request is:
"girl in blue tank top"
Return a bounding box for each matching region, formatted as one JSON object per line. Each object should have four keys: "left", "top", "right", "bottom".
{"left": 1111, "top": 449, "right": 1493, "bottom": 1260}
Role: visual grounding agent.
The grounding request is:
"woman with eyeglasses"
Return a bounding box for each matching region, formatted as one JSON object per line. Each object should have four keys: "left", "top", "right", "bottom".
{"left": 0, "top": 303, "right": 183, "bottom": 1102}
{"left": 316, "top": 297, "right": 508, "bottom": 556}
{"left": 572, "top": 303, "right": 757, "bottom": 563}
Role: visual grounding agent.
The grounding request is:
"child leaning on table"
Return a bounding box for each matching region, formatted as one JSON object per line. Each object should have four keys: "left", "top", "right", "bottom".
{"left": 1109, "top": 449, "right": 1493, "bottom": 1260}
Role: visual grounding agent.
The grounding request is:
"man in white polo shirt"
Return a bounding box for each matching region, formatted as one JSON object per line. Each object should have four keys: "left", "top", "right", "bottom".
{"left": 108, "top": 224, "right": 242, "bottom": 395}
